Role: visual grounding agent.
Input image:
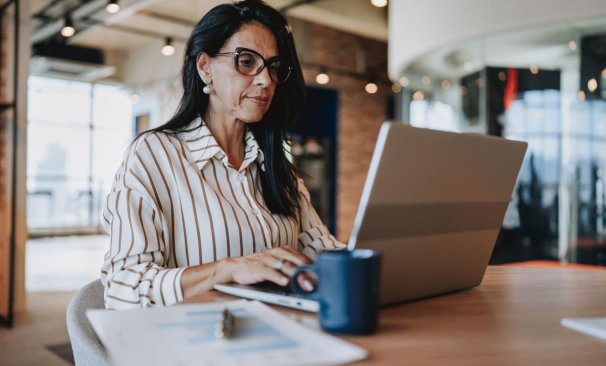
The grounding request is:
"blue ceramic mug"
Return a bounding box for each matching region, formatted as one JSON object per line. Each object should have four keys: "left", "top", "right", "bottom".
{"left": 291, "top": 249, "right": 382, "bottom": 335}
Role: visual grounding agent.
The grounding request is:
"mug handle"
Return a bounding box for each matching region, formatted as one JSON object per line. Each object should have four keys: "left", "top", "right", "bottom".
{"left": 290, "top": 264, "right": 319, "bottom": 299}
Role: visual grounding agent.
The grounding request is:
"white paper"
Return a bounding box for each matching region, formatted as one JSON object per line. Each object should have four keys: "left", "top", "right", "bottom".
{"left": 561, "top": 316, "right": 606, "bottom": 341}
{"left": 87, "top": 300, "right": 367, "bottom": 366}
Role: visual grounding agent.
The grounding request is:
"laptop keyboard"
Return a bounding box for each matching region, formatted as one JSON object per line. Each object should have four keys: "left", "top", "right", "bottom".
{"left": 249, "top": 281, "right": 307, "bottom": 298}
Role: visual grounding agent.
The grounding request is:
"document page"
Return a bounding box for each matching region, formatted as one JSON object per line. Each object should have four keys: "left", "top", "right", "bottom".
{"left": 87, "top": 299, "right": 367, "bottom": 366}
{"left": 561, "top": 316, "right": 606, "bottom": 341}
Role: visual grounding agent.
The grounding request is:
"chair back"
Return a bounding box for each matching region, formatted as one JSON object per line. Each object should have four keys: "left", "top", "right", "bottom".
{"left": 66, "top": 279, "right": 109, "bottom": 366}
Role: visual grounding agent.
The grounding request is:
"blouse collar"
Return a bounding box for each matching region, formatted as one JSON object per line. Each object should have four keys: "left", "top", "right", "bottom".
{"left": 179, "top": 116, "right": 265, "bottom": 172}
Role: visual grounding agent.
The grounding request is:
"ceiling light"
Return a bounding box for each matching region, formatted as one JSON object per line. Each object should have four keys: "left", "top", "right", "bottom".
{"left": 106, "top": 0, "right": 120, "bottom": 13}
{"left": 421, "top": 75, "right": 431, "bottom": 86}
{"left": 131, "top": 94, "right": 140, "bottom": 104}
{"left": 441, "top": 80, "right": 451, "bottom": 90}
{"left": 568, "top": 40, "right": 577, "bottom": 51}
{"left": 529, "top": 65, "right": 539, "bottom": 75}
{"left": 61, "top": 14, "right": 75, "bottom": 37}
{"left": 316, "top": 72, "right": 329, "bottom": 85}
{"left": 365, "top": 82, "right": 378, "bottom": 94}
{"left": 602, "top": 68, "right": 606, "bottom": 79}
{"left": 577, "top": 90, "right": 586, "bottom": 101}
{"left": 161, "top": 37, "right": 175, "bottom": 56}
{"left": 391, "top": 82, "right": 401, "bottom": 93}
{"left": 588, "top": 78, "right": 598, "bottom": 93}
{"left": 398, "top": 76, "right": 409, "bottom": 87}
{"left": 498, "top": 71, "right": 507, "bottom": 81}
{"left": 370, "top": 0, "right": 388, "bottom": 8}
{"left": 463, "top": 62, "right": 472, "bottom": 72}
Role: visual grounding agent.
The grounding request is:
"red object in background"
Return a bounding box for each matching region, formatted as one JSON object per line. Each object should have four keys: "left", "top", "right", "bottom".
{"left": 504, "top": 68, "right": 518, "bottom": 110}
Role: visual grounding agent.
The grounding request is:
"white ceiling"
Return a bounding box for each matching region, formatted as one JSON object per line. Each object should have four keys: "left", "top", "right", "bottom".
{"left": 32, "top": 0, "right": 606, "bottom": 86}
{"left": 389, "top": 0, "right": 606, "bottom": 84}
{"left": 404, "top": 15, "right": 606, "bottom": 83}
{"left": 31, "top": 0, "right": 388, "bottom": 52}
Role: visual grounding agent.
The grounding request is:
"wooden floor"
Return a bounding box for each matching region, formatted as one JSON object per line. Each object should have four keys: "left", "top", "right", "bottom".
{"left": 0, "top": 291, "right": 75, "bottom": 366}
{"left": 0, "top": 234, "right": 107, "bottom": 365}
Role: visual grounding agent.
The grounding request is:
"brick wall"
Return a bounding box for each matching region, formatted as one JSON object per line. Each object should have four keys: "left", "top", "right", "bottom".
{"left": 297, "top": 22, "right": 392, "bottom": 241}
{"left": 0, "top": 9, "right": 8, "bottom": 214}
{"left": 0, "top": 7, "right": 7, "bottom": 318}
{"left": 0, "top": 15, "right": 5, "bottom": 212}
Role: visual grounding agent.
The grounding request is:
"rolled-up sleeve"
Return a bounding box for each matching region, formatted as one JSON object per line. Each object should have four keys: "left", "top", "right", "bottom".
{"left": 296, "top": 178, "right": 345, "bottom": 257}
{"left": 100, "top": 137, "right": 184, "bottom": 310}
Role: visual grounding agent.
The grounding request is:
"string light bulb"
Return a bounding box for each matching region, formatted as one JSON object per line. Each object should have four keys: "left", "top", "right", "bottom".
{"left": 316, "top": 71, "right": 329, "bottom": 85}
{"left": 61, "top": 13, "right": 75, "bottom": 37}
{"left": 161, "top": 37, "right": 175, "bottom": 56}
{"left": 106, "top": 0, "right": 120, "bottom": 13}
{"left": 588, "top": 78, "right": 598, "bottom": 93}
{"left": 568, "top": 40, "right": 577, "bottom": 51}
{"left": 530, "top": 65, "right": 539, "bottom": 75}
{"left": 365, "top": 82, "right": 378, "bottom": 94}
{"left": 412, "top": 91, "right": 425, "bottom": 101}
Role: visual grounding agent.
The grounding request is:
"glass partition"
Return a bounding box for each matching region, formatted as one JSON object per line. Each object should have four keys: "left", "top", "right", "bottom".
{"left": 395, "top": 30, "right": 606, "bottom": 266}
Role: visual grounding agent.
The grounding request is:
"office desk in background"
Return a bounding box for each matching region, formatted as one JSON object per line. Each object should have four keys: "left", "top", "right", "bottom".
{"left": 184, "top": 266, "right": 606, "bottom": 365}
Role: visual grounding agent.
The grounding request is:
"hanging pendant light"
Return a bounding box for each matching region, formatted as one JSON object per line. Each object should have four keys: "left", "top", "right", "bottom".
{"left": 61, "top": 13, "right": 75, "bottom": 37}
{"left": 370, "top": 0, "right": 388, "bottom": 8}
{"left": 161, "top": 37, "right": 175, "bottom": 56}
{"left": 106, "top": 0, "right": 120, "bottom": 13}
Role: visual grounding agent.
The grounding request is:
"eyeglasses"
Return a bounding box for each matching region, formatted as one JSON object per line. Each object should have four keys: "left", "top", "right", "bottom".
{"left": 215, "top": 47, "right": 293, "bottom": 84}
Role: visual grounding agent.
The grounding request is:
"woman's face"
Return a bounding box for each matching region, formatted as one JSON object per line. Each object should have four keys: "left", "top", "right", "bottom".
{"left": 199, "top": 22, "right": 279, "bottom": 124}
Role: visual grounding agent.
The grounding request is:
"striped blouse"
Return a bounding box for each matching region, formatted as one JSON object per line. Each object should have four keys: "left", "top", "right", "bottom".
{"left": 101, "top": 117, "right": 343, "bottom": 310}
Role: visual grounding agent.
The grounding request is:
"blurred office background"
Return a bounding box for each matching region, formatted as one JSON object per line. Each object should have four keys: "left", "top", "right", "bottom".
{"left": 390, "top": 1, "right": 606, "bottom": 268}
{"left": 1, "top": 2, "right": 606, "bottom": 360}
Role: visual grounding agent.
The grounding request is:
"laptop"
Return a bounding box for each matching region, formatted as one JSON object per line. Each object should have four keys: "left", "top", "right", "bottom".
{"left": 214, "top": 121, "right": 528, "bottom": 312}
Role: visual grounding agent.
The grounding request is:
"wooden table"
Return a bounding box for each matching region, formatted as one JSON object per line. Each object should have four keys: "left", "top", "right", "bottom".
{"left": 185, "top": 266, "right": 606, "bottom": 365}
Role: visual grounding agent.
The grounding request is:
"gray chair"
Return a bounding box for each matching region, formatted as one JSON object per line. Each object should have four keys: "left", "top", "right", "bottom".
{"left": 66, "top": 279, "right": 109, "bottom": 366}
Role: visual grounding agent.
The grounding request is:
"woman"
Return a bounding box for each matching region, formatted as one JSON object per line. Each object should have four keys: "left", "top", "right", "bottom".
{"left": 101, "top": 0, "right": 342, "bottom": 310}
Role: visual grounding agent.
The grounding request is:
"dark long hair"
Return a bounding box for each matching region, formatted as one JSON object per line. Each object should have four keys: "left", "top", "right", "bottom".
{"left": 149, "top": 0, "right": 305, "bottom": 218}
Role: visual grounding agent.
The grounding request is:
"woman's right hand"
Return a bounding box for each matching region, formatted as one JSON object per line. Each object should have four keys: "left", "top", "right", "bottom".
{"left": 181, "top": 247, "right": 313, "bottom": 300}
{"left": 225, "top": 247, "right": 312, "bottom": 287}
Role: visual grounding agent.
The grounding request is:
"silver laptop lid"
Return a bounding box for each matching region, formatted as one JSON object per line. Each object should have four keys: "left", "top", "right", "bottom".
{"left": 348, "top": 122, "right": 527, "bottom": 305}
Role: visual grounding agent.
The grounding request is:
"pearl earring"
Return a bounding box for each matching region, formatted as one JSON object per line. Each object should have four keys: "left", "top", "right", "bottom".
{"left": 203, "top": 81, "right": 213, "bottom": 95}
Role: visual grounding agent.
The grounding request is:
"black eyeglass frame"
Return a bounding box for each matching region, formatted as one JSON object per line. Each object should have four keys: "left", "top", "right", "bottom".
{"left": 215, "top": 47, "right": 293, "bottom": 84}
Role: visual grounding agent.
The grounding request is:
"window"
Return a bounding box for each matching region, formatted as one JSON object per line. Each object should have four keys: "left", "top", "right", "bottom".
{"left": 27, "top": 76, "right": 132, "bottom": 234}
